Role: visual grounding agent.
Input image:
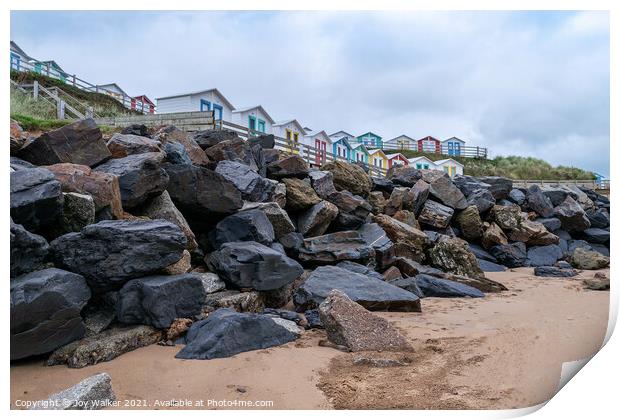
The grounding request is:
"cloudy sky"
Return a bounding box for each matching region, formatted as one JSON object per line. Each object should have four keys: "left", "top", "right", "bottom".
{"left": 11, "top": 10, "right": 610, "bottom": 175}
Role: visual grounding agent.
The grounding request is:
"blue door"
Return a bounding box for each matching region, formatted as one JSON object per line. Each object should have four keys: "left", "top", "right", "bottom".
{"left": 200, "top": 99, "right": 211, "bottom": 112}
{"left": 212, "top": 104, "right": 223, "bottom": 120}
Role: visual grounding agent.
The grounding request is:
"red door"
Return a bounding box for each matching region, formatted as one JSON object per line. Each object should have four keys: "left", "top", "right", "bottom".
{"left": 315, "top": 139, "right": 325, "bottom": 165}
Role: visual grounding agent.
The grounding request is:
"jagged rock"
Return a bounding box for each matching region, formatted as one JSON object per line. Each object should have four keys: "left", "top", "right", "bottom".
{"left": 248, "top": 133, "right": 275, "bottom": 149}
{"left": 428, "top": 236, "right": 484, "bottom": 279}
{"left": 153, "top": 125, "right": 209, "bottom": 166}
{"left": 508, "top": 189, "right": 526, "bottom": 205}
{"left": 121, "top": 124, "right": 150, "bottom": 137}
{"left": 48, "top": 326, "right": 162, "bottom": 368}
{"left": 208, "top": 241, "right": 303, "bottom": 291}
{"left": 44, "top": 163, "right": 123, "bottom": 220}
{"left": 368, "top": 191, "right": 387, "bottom": 214}
{"left": 490, "top": 242, "right": 527, "bottom": 268}
{"left": 10, "top": 167, "right": 63, "bottom": 233}
{"left": 266, "top": 155, "right": 309, "bottom": 179}
{"left": 278, "top": 232, "right": 304, "bottom": 258}
{"left": 586, "top": 208, "right": 610, "bottom": 229}
{"left": 357, "top": 222, "right": 396, "bottom": 269}
{"left": 478, "top": 259, "right": 507, "bottom": 272}
{"left": 454, "top": 205, "right": 483, "bottom": 240}
{"left": 541, "top": 187, "right": 569, "bottom": 206}
{"left": 262, "top": 308, "right": 304, "bottom": 324}
{"left": 583, "top": 273, "right": 610, "bottom": 290}
{"left": 489, "top": 205, "right": 523, "bottom": 231}
{"left": 215, "top": 160, "right": 278, "bottom": 203}
{"left": 304, "top": 309, "right": 323, "bottom": 328}
{"left": 56, "top": 192, "right": 96, "bottom": 234}
{"left": 421, "top": 171, "right": 468, "bottom": 209}
{"left": 526, "top": 244, "right": 564, "bottom": 267}
{"left": 326, "top": 190, "right": 372, "bottom": 230}
{"left": 418, "top": 199, "right": 454, "bottom": 229}
{"left": 382, "top": 266, "right": 403, "bottom": 281}
{"left": 537, "top": 217, "right": 562, "bottom": 232}
{"left": 372, "top": 214, "right": 429, "bottom": 262}
{"left": 10, "top": 220, "right": 49, "bottom": 277}
{"left": 94, "top": 152, "right": 168, "bottom": 209}
{"left": 581, "top": 228, "right": 610, "bottom": 244}
{"left": 11, "top": 268, "right": 91, "bottom": 360}
{"left": 176, "top": 308, "right": 297, "bottom": 360}
{"left": 294, "top": 266, "right": 421, "bottom": 312}
{"left": 371, "top": 176, "right": 394, "bottom": 194}
{"left": 202, "top": 290, "right": 265, "bottom": 313}
{"left": 308, "top": 170, "right": 337, "bottom": 199}
{"left": 117, "top": 273, "right": 225, "bottom": 328}
{"left": 106, "top": 133, "right": 162, "bottom": 158}
{"left": 243, "top": 202, "right": 295, "bottom": 239}
{"left": 508, "top": 219, "right": 559, "bottom": 246}
{"left": 534, "top": 266, "right": 578, "bottom": 277}
{"left": 554, "top": 196, "right": 591, "bottom": 232}
{"left": 571, "top": 248, "right": 609, "bottom": 270}
{"left": 51, "top": 219, "right": 186, "bottom": 291}
{"left": 297, "top": 231, "right": 376, "bottom": 266}
{"left": 407, "top": 179, "right": 430, "bottom": 215}
{"left": 10, "top": 121, "right": 25, "bottom": 154}
{"left": 204, "top": 137, "right": 259, "bottom": 169}
{"left": 322, "top": 160, "right": 372, "bottom": 197}
{"left": 482, "top": 222, "right": 509, "bottom": 249}
{"left": 163, "top": 162, "right": 244, "bottom": 222}
{"left": 467, "top": 188, "right": 496, "bottom": 213}
{"left": 404, "top": 274, "right": 484, "bottom": 298}
{"left": 453, "top": 175, "right": 492, "bottom": 197}
{"left": 387, "top": 166, "right": 422, "bottom": 187}
{"left": 163, "top": 141, "right": 192, "bottom": 165}
{"left": 526, "top": 185, "right": 555, "bottom": 217}
{"left": 336, "top": 261, "right": 385, "bottom": 282}
{"left": 478, "top": 176, "right": 513, "bottom": 200}
{"left": 10, "top": 156, "right": 36, "bottom": 170}
{"left": 212, "top": 209, "right": 275, "bottom": 249}
{"left": 17, "top": 118, "right": 111, "bottom": 167}
{"left": 282, "top": 178, "right": 321, "bottom": 211}
{"left": 297, "top": 200, "right": 339, "bottom": 237}
{"left": 393, "top": 209, "right": 420, "bottom": 229}
{"left": 384, "top": 187, "right": 407, "bottom": 216}
{"left": 192, "top": 129, "right": 239, "bottom": 149}
{"left": 319, "top": 290, "right": 412, "bottom": 352}
{"left": 30, "top": 373, "right": 116, "bottom": 410}
{"left": 162, "top": 249, "right": 191, "bottom": 274}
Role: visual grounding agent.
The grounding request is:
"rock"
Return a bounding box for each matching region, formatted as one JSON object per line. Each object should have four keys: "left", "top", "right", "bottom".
{"left": 10, "top": 220, "right": 49, "bottom": 277}
{"left": 44, "top": 163, "right": 124, "bottom": 220}
{"left": 478, "top": 176, "right": 513, "bottom": 200}
{"left": 554, "top": 196, "right": 591, "bottom": 232}
{"left": 322, "top": 160, "right": 372, "bottom": 197}
{"left": 278, "top": 232, "right": 304, "bottom": 258}
{"left": 10, "top": 167, "right": 63, "bottom": 234}
{"left": 121, "top": 124, "right": 150, "bottom": 137}
{"left": 163, "top": 163, "right": 244, "bottom": 222}
{"left": 282, "top": 178, "right": 321, "bottom": 211}
{"left": 387, "top": 166, "right": 422, "bottom": 187}
{"left": 382, "top": 266, "right": 403, "bottom": 281}
{"left": 383, "top": 187, "right": 407, "bottom": 216}
{"left": 453, "top": 175, "right": 492, "bottom": 197}
{"left": 372, "top": 214, "right": 429, "bottom": 262}
{"left": 371, "top": 176, "right": 394, "bottom": 194}
{"left": 467, "top": 188, "right": 496, "bottom": 213}
{"left": 11, "top": 268, "right": 91, "bottom": 360}
{"left": 192, "top": 129, "right": 239, "bottom": 149}
{"left": 537, "top": 217, "right": 562, "bottom": 232}
{"left": 422, "top": 171, "right": 468, "bottom": 209}
{"left": 208, "top": 241, "right": 303, "bottom": 291}
{"left": 243, "top": 202, "right": 295, "bottom": 239}
{"left": 490, "top": 242, "right": 527, "bottom": 268}
{"left": 176, "top": 308, "right": 298, "bottom": 359}
{"left": 407, "top": 179, "right": 430, "bottom": 215}
{"left": 478, "top": 259, "right": 507, "bottom": 272}
{"left": 266, "top": 155, "right": 309, "bottom": 179}
{"left": 410, "top": 274, "right": 484, "bottom": 298}
{"left": 319, "top": 290, "right": 412, "bottom": 352}
{"left": 10, "top": 121, "right": 25, "bottom": 154}
{"left": 534, "top": 266, "right": 578, "bottom": 277}
{"left": 586, "top": 208, "right": 610, "bottom": 229}
{"left": 418, "top": 199, "right": 454, "bottom": 229}
{"left": 571, "top": 248, "right": 609, "bottom": 270}
{"left": 56, "top": 192, "right": 96, "bottom": 234}
{"left": 94, "top": 152, "right": 168, "bottom": 209}
{"left": 368, "top": 191, "right": 388, "bottom": 214}
{"left": 541, "top": 187, "right": 569, "bottom": 206}
{"left": 136, "top": 190, "right": 198, "bottom": 250}
{"left": 162, "top": 249, "right": 192, "bottom": 274}
{"left": 117, "top": 273, "right": 225, "bottom": 328}
{"left": 526, "top": 185, "right": 555, "bottom": 217}
{"left": 304, "top": 309, "right": 323, "bottom": 328}
{"left": 204, "top": 137, "right": 259, "bottom": 169}
{"left": 325, "top": 190, "right": 372, "bottom": 230}
{"left": 482, "top": 222, "right": 509, "bottom": 249}
{"left": 357, "top": 222, "right": 396, "bottom": 269}
{"left": 212, "top": 209, "right": 275, "bottom": 249}
{"left": 215, "top": 160, "right": 279, "bottom": 203}
{"left": 153, "top": 125, "right": 209, "bottom": 166}
{"left": 202, "top": 290, "right": 265, "bottom": 313}
{"left": 489, "top": 205, "right": 523, "bottom": 231}
{"left": 297, "top": 231, "right": 376, "bottom": 266}
{"left": 393, "top": 209, "right": 420, "bottom": 229}
{"left": 106, "top": 133, "right": 161, "bottom": 158}
{"left": 262, "top": 308, "right": 304, "bottom": 324}
{"left": 508, "top": 188, "right": 526, "bottom": 205}
{"left": 581, "top": 228, "right": 610, "bottom": 244}
{"left": 30, "top": 373, "right": 116, "bottom": 410}
{"left": 51, "top": 219, "right": 186, "bottom": 291}
{"left": 47, "top": 326, "right": 162, "bottom": 368}
{"left": 297, "top": 200, "right": 339, "bottom": 237}
{"left": 428, "top": 236, "right": 485, "bottom": 279}
{"left": 583, "top": 274, "right": 610, "bottom": 290}
{"left": 294, "top": 266, "right": 421, "bottom": 312}
{"left": 162, "top": 141, "right": 192, "bottom": 165}
{"left": 10, "top": 156, "right": 36, "bottom": 170}
{"left": 308, "top": 170, "right": 337, "bottom": 199}
{"left": 454, "top": 205, "right": 483, "bottom": 240}
{"left": 525, "top": 244, "right": 564, "bottom": 267}
{"left": 590, "top": 244, "right": 610, "bottom": 257}
{"left": 336, "top": 261, "right": 385, "bottom": 282}
{"left": 468, "top": 243, "right": 497, "bottom": 262}
{"left": 18, "top": 118, "right": 111, "bottom": 167}
{"left": 509, "top": 220, "right": 559, "bottom": 246}
{"left": 166, "top": 318, "right": 194, "bottom": 341}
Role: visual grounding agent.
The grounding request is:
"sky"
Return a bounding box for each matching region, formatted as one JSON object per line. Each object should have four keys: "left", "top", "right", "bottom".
{"left": 10, "top": 10, "right": 610, "bottom": 175}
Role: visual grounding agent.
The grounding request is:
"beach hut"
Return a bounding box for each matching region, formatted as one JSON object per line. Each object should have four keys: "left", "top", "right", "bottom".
{"left": 273, "top": 119, "right": 307, "bottom": 154}
{"left": 332, "top": 137, "right": 353, "bottom": 161}
{"left": 10, "top": 41, "right": 34, "bottom": 71}
{"left": 303, "top": 130, "right": 332, "bottom": 166}
{"left": 131, "top": 95, "right": 155, "bottom": 114}
{"left": 356, "top": 132, "right": 383, "bottom": 148}
{"left": 417, "top": 136, "right": 441, "bottom": 154}
{"left": 386, "top": 135, "right": 416, "bottom": 151}
{"left": 232, "top": 105, "right": 275, "bottom": 135}
{"left": 368, "top": 149, "right": 388, "bottom": 170}
{"left": 351, "top": 143, "right": 369, "bottom": 164}
{"left": 442, "top": 137, "right": 466, "bottom": 156}
{"left": 329, "top": 130, "right": 356, "bottom": 144}
{"left": 386, "top": 153, "right": 409, "bottom": 168}
{"left": 156, "top": 88, "right": 236, "bottom": 120}
{"left": 408, "top": 156, "right": 436, "bottom": 170}
{"left": 433, "top": 158, "right": 464, "bottom": 177}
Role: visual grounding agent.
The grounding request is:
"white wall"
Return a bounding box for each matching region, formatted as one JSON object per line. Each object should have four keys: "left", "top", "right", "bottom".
{"left": 156, "top": 95, "right": 192, "bottom": 114}
{"left": 273, "top": 121, "right": 303, "bottom": 139}
{"left": 189, "top": 92, "right": 233, "bottom": 121}
{"left": 232, "top": 108, "right": 273, "bottom": 134}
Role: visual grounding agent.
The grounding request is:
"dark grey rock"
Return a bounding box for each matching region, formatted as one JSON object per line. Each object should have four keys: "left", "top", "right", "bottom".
{"left": 10, "top": 220, "right": 49, "bottom": 277}
{"left": 215, "top": 160, "right": 278, "bottom": 202}
{"left": 536, "top": 217, "right": 562, "bottom": 232}
{"left": 525, "top": 244, "right": 564, "bottom": 267}
{"left": 212, "top": 209, "right": 275, "bottom": 249}
{"left": 278, "top": 232, "right": 304, "bottom": 258}
{"left": 163, "top": 141, "right": 192, "bottom": 165}
{"left": 371, "top": 177, "right": 394, "bottom": 194}
{"left": 297, "top": 200, "right": 339, "bottom": 237}
{"left": 411, "top": 274, "right": 484, "bottom": 298}
{"left": 534, "top": 266, "right": 578, "bottom": 277}
{"left": 297, "top": 231, "right": 376, "bottom": 266}
{"left": 490, "top": 242, "right": 527, "bottom": 268}
{"left": 387, "top": 166, "right": 422, "bottom": 187}
{"left": 541, "top": 187, "right": 569, "bottom": 206}
{"left": 326, "top": 190, "right": 372, "bottom": 230}
{"left": 336, "top": 261, "right": 384, "bottom": 281}
{"left": 586, "top": 208, "right": 610, "bottom": 229}
{"left": 422, "top": 171, "right": 468, "bottom": 209}
{"left": 466, "top": 188, "right": 496, "bottom": 213}
{"left": 308, "top": 170, "right": 338, "bottom": 199}
{"left": 121, "top": 123, "right": 150, "bottom": 137}
{"left": 508, "top": 189, "right": 526, "bottom": 205}
{"left": 192, "top": 129, "right": 239, "bottom": 149}
{"left": 304, "top": 309, "right": 323, "bottom": 329}
{"left": 468, "top": 243, "right": 497, "bottom": 262}
{"left": 418, "top": 199, "right": 454, "bottom": 229}
{"left": 357, "top": 223, "right": 396, "bottom": 269}
{"left": 478, "top": 259, "right": 507, "bottom": 272}
{"left": 554, "top": 196, "right": 591, "bottom": 232}
{"left": 526, "top": 185, "right": 555, "bottom": 217}
{"left": 478, "top": 176, "right": 513, "bottom": 200}
{"left": 581, "top": 228, "right": 610, "bottom": 244}
{"left": 453, "top": 175, "right": 492, "bottom": 197}
{"left": 266, "top": 155, "right": 309, "bottom": 179}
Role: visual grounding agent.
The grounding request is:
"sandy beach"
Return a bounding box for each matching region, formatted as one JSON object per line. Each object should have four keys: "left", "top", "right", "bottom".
{"left": 10, "top": 267, "right": 609, "bottom": 410}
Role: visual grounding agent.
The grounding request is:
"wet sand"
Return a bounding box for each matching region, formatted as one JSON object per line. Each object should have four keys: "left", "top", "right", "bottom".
{"left": 10, "top": 268, "right": 610, "bottom": 410}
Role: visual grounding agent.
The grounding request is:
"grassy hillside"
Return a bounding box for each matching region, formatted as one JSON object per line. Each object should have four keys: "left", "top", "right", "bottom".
{"left": 386, "top": 149, "right": 595, "bottom": 180}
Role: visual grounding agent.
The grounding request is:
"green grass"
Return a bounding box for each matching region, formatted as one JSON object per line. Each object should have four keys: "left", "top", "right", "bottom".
{"left": 11, "top": 114, "right": 71, "bottom": 131}
{"left": 11, "top": 86, "right": 57, "bottom": 120}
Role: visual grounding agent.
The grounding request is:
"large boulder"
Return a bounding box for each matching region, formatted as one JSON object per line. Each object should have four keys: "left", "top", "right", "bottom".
{"left": 407, "top": 179, "right": 430, "bottom": 215}
{"left": 266, "top": 155, "right": 309, "bottom": 179}
{"left": 581, "top": 228, "right": 610, "bottom": 244}
{"left": 526, "top": 185, "right": 555, "bottom": 217}
{"left": 467, "top": 188, "right": 496, "bottom": 213}
{"left": 387, "top": 166, "right": 422, "bottom": 187}
{"left": 294, "top": 266, "right": 421, "bottom": 312}
{"left": 44, "top": 163, "right": 123, "bottom": 220}
{"left": 10, "top": 220, "right": 49, "bottom": 278}
{"left": 489, "top": 205, "right": 523, "bottom": 231}
{"left": 541, "top": 186, "right": 569, "bottom": 206}
{"left": 94, "top": 152, "right": 168, "bottom": 209}
{"left": 204, "top": 137, "right": 261, "bottom": 171}
{"left": 297, "top": 200, "right": 339, "bottom": 237}
{"left": 453, "top": 175, "right": 492, "bottom": 197}
{"left": 56, "top": 192, "right": 95, "bottom": 235}
{"left": 586, "top": 208, "right": 610, "bottom": 229}
{"left": 536, "top": 217, "right": 562, "bottom": 232}
{"left": 308, "top": 170, "right": 338, "bottom": 199}
{"left": 478, "top": 176, "right": 513, "bottom": 200}
{"left": 418, "top": 199, "right": 454, "bottom": 229}
{"left": 571, "top": 248, "right": 610, "bottom": 270}
{"left": 554, "top": 196, "right": 591, "bottom": 232}
{"left": 397, "top": 274, "right": 485, "bottom": 298}
{"left": 297, "top": 231, "right": 376, "bottom": 266}
{"left": 490, "top": 242, "right": 527, "bottom": 268}
{"left": 242, "top": 202, "right": 295, "bottom": 239}
{"left": 121, "top": 124, "right": 150, "bottom": 137}
{"left": 10, "top": 268, "right": 91, "bottom": 360}
{"left": 322, "top": 160, "right": 372, "bottom": 197}
{"left": 208, "top": 241, "right": 304, "bottom": 291}
{"left": 106, "top": 133, "right": 162, "bottom": 158}
{"left": 454, "top": 205, "right": 483, "bottom": 240}
{"left": 153, "top": 125, "right": 210, "bottom": 166}
{"left": 17, "top": 118, "right": 111, "bottom": 167}
{"left": 215, "top": 160, "right": 278, "bottom": 203}
{"left": 481, "top": 222, "right": 509, "bottom": 249}
{"left": 508, "top": 219, "right": 559, "bottom": 246}
{"left": 428, "top": 237, "right": 485, "bottom": 279}
{"left": 30, "top": 373, "right": 116, "bottom": 410}
{"left": 192, "top": 129, "right": 239, "bottom": 149}
{"left": 319, "top": 290, "right": 412, "bottom": 352}
{"left": 534, "top": 266, "right": 578, "bottom": 278}
{"left": 211, "top": 209, "right": 275, "bottom": 249}
{"left": 371, "top": 176, "right": 395, "bottom": 194}
{"left": 525, "top": 244, "right": 564, "bottom": 267}
{"left": 162, "top": 141, "right": 192, "bottom": 165}
{"left": 51, "top": 219, "right": 187, "bottom": 291}
{"left": 10, "top": 167, "right": 63, "bottom": 233}
{"left": 325, "top": 190, "right": 372, "bottom": 230}
{"left": 372, "top": 214, "right": 429, "bottom": 262}
{"left": 117, "top": 273, "right": 226, "bottom": 328}
{"left": 422, "top": 171, "right": 468, "bottom": 209}
{"left": 383, "top": 187, "right": 408, "bottom": 216}
{"left": 357, "top": 223, "right": 396, "bottom": 269}
{"left": 508, "top": 188, "right": 526, "bottom": 205}
{"left": 282, "top": 178, "right": 321, "bottom": 211}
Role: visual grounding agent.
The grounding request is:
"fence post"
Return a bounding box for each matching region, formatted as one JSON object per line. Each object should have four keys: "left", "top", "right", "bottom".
{"left": 57, "top": 100, "right": 66, "bottom": 120}
{"left": 33, "top": 80, "right": 39, "bottom": 99}
{"left": 86, "top": 106, "right": 94, "bottom": 118}
{"left": 46, "top": 63, "right": 50, "bottom": 77}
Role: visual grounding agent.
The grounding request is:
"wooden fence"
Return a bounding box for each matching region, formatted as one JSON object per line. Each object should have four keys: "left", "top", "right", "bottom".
{"left": 382, "top": 140, "right": 488, "bottom": 158}
{"left": 512, "top": 179, "right": 610, "bottom": 191}
{"left": 95, "top": 111, "right": 215, "bottom": 131}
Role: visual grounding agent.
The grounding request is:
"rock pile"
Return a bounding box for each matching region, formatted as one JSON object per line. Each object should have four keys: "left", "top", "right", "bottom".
{"left": 9, "top": 119, "right": 611, "bottom": 363}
